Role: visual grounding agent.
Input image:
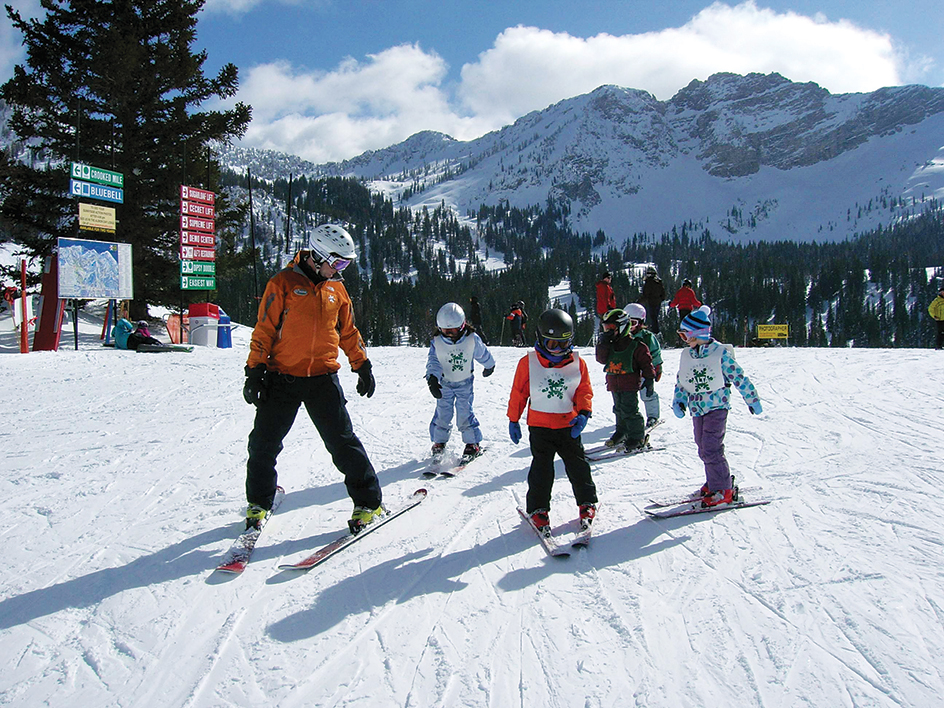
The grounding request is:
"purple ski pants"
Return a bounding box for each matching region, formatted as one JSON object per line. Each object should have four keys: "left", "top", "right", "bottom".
{"left": 692, "top": 408, "right": 731, "bottom": 491}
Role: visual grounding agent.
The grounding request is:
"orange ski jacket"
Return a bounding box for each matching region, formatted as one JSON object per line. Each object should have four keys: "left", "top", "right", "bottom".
{"left": 247, "top": 251, "right": 368, "bottom": 377}
{"left": 507, "top": 350, "right": 593, "bottom": 429}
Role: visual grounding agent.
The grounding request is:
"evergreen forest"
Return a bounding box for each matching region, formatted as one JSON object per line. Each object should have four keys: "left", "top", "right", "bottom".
{"left": 213, "top": 171, "right": 944, "bottom": 350}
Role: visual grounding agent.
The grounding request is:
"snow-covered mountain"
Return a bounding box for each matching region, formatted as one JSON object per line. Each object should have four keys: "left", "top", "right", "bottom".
{"left": 224, "top": 72, "right": 944, "bottom": 244}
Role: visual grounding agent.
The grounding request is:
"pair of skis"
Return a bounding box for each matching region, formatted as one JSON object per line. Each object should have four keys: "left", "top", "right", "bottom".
{"left": 516, "top": 506, "right": 596, "bottom": 557}
{"left": 215, "top": 488, "right": 428, "bottom": 575}
{"left": 423, "top": 447, "right": 485, "bottom": 479}
{"left": 644, "top": 483, "right": 770, "bottom": 519}
{"left": 585, "top": 420, "right": 665, "bottom": 462}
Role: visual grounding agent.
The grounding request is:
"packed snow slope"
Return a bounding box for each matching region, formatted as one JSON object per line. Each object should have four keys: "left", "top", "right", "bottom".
{"left": 1, "top": 320, "right": 943, "bottom": 707}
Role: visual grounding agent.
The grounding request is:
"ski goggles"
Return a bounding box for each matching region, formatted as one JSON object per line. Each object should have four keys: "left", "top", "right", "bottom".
{"left": 440, "top": 326, "right": 464, "bottom": 340}
{"left": 322, "top": 253, "right": 352, "bottom": 272}
{"left": 542, "top": 337, "right": 570, "bottom": 352}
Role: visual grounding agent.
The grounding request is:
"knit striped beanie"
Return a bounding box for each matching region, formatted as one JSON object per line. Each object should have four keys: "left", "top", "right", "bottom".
{"left": 680, "top": 305, "right": 712, "bottom": 339}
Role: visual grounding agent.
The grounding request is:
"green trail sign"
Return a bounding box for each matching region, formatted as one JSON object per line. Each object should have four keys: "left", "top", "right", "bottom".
{"left": 71, "top": 162, "right": 124, "bottom": 188}
{"left": 181, "top": 275, "right": 216, "bottom": 291}
{"left": 181, "top": 260, "right": 216, "bottom": 276}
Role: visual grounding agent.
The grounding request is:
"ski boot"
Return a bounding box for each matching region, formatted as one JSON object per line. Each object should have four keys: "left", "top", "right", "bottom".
{"left": 460, "top": 443, "right": 482, "bottom": 465}
{"left": 529, "top": 509, "right": 551, "bottom": 537}
{"left": 621, "top": 434, "right": 650, "bottom": 453}
{"left": 604, "top": 434, "right": 625, "bottom": 449}
{"left": 701, "top": 487, "right": 738, "bottom": 508}
{"left": 245, "top": 503, "right": 268, "bottom": 531}
{"left": 578, "top": 503, "right": 596, "bottom": 531}
{"left": 349, "top": 505, "right": 384, "bottom": 534}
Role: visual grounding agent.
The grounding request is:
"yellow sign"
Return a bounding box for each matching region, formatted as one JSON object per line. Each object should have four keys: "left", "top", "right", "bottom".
{"left": 757, "top": 324, "right": 789, "bottom": 339}
{"left": 79, "top": 203, "right": 116, "bottom": 233}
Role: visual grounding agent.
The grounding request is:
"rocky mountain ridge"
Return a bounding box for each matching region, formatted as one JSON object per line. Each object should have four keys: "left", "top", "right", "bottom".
{"left": 306, "top": 72, "right": 944, "bottom": 243}
{"left": 171, "top": 73, "right": 944, "bottom": 244}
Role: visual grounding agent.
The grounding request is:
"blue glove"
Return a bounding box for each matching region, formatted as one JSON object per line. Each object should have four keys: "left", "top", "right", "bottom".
{"left": 509, "top": 420, "right": 522, "bottom": 445}
{"left": 673, "top": 400, "right": 686, "bottom": 418}
{"left": 569, "top": 413, "right": 588, "bottom": 438}
{"left": 748, "top": 401, "right": 763, "bottom": 415}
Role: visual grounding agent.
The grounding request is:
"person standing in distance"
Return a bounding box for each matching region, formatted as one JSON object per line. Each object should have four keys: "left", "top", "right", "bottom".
{"left": 595, "top": 271, "right": 616, "bottom": 336}
{"left": 929, "top": 285, "right": 944, "bottom": 350}
{"left": 669, "top": 278, "right": 702, "bottom": 326}
{"left": 242, "top": 223, "right": 382, "bottom": 534}
{"left": 640, "top": 266, "right": 666, "bottom": 335}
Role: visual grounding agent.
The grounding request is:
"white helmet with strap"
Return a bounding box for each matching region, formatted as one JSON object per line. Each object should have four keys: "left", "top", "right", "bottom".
{"left": 309, "top": 223, "right": 356, "bottom": 261}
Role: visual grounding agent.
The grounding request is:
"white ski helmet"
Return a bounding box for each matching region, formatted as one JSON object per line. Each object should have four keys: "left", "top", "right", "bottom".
{"left": 436, "top": 302, "right": 466, "bottom": 330}
{"left": 625, "top": 303, "right": 647, "bottom": 322}
{"left": 309, "top": 223, "right": 356, "bottom": 261}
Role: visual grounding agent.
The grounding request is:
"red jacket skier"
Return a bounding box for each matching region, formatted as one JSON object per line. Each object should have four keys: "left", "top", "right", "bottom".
{"left": 669, "top": 279, "right": 702, "bottom": 323}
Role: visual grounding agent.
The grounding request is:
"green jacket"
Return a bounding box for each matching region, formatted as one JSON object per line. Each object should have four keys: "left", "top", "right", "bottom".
{"left": 634, "top": 329, "right": 662, "bottom": 367}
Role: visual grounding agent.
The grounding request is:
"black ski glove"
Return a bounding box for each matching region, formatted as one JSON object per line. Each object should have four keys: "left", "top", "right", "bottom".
{"left": 355, "top": 360, "right": 375, "bottom": 398}
{"left": 482, "top": 366, "right": 494, "bottom": 377}
{"left": 243, "top": 365, "right": 268, "bottom": 405}
{"left": 427, "top": 375, "right": 443, "bottom": 399}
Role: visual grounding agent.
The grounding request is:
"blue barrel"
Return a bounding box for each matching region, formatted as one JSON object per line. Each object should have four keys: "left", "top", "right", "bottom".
{"left": 217, "top": 310, "right": 232, "bottom": 348}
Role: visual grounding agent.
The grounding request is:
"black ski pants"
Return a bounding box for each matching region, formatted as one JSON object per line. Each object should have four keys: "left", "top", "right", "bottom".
{"left": 246, "top": 372, "right": 382, "bottom": 510}
{"left": 525, "top": 426, "right": 597, "bottom": 514}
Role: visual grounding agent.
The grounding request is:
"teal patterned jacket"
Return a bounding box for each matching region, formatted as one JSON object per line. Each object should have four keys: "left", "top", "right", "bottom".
{"left": 672, "top": 340, "right": 761, "bottom": 417}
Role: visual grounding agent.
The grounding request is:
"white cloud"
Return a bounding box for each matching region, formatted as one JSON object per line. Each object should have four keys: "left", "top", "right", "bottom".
{"left": 201, "top": 0, "right": 310, "bottom": 15}
{"left": 235, "top": 2, "right": 925, "bottom": 163}
{"left": 235, "top": 44, "right": 494, "bottom": 162}
{"left": 458, "top": 2, "right": 904, "bottom": 119}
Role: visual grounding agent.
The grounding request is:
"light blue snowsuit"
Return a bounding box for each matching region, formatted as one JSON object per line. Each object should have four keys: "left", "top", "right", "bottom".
{"left": 426, "top": 330, "right": 495, "bottom": 445}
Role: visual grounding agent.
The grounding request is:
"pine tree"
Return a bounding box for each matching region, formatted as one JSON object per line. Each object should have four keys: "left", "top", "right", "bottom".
{"left": 1, "top": 0, "right": 251, "bottom": 315}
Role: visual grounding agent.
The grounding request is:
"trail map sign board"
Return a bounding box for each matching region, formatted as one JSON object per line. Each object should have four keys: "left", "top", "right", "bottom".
{"left": 58, "top": 237, "right": 133, "bottom": 299}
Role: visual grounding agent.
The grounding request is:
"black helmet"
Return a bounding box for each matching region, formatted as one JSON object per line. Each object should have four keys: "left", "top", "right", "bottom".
{"left": 535, "top": 308, "right": 574, "bottom": 362}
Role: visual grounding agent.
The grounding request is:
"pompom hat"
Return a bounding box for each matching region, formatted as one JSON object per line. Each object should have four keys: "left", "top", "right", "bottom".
{"left": 680, "top": 305, "right": 712, "bottom": 339}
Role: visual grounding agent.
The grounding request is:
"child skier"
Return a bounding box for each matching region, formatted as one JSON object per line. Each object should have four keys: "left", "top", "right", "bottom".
{"left": 596, "top": 307, "right": 657, "bottom": 450}
{"left": 673, "top": 306, "right": 762, "bottom": 507}
{"left": 508, "top": 308, "right": 597, "bottom": 532}
{"left": 626, "top": 303, "right": 663, "bottom": 428}
{"left": 426, "top": 302, "right": 495, "bottom": 463}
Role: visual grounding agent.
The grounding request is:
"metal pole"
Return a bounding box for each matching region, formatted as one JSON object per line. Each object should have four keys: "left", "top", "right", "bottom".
{"left": 73, "top": 300, "right": 79, "bottom": 351}
{"left": 19, "top": 259, "right": 28, "bottom": 353}
{"left": 247, "top": 168, "right": 259, "bottom": 299}
{"left": 284, "top": 173, "right": 293, "bottom": 253}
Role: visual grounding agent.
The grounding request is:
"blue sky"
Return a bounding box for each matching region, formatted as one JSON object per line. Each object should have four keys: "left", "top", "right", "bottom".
{"left": 3, "top": 1, "right": 943, "bottom": 163}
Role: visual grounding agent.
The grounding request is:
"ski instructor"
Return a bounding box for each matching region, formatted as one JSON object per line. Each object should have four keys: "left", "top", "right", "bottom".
{"left": 241, "top": 223, "right": 383, "bottom": 534}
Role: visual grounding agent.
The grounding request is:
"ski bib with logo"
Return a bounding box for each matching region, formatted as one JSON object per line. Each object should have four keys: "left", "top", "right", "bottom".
{"left": 604, "top": 337, "right": 641, "bottom": 375}
{"left": 433, "top": 335, "right": 477, "bottom": 383}
{"left": 677, "top": 342, "right": 730, "bottom": 395}
{"left": 528, "top": 351, "right": 581, "bottom": 414}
